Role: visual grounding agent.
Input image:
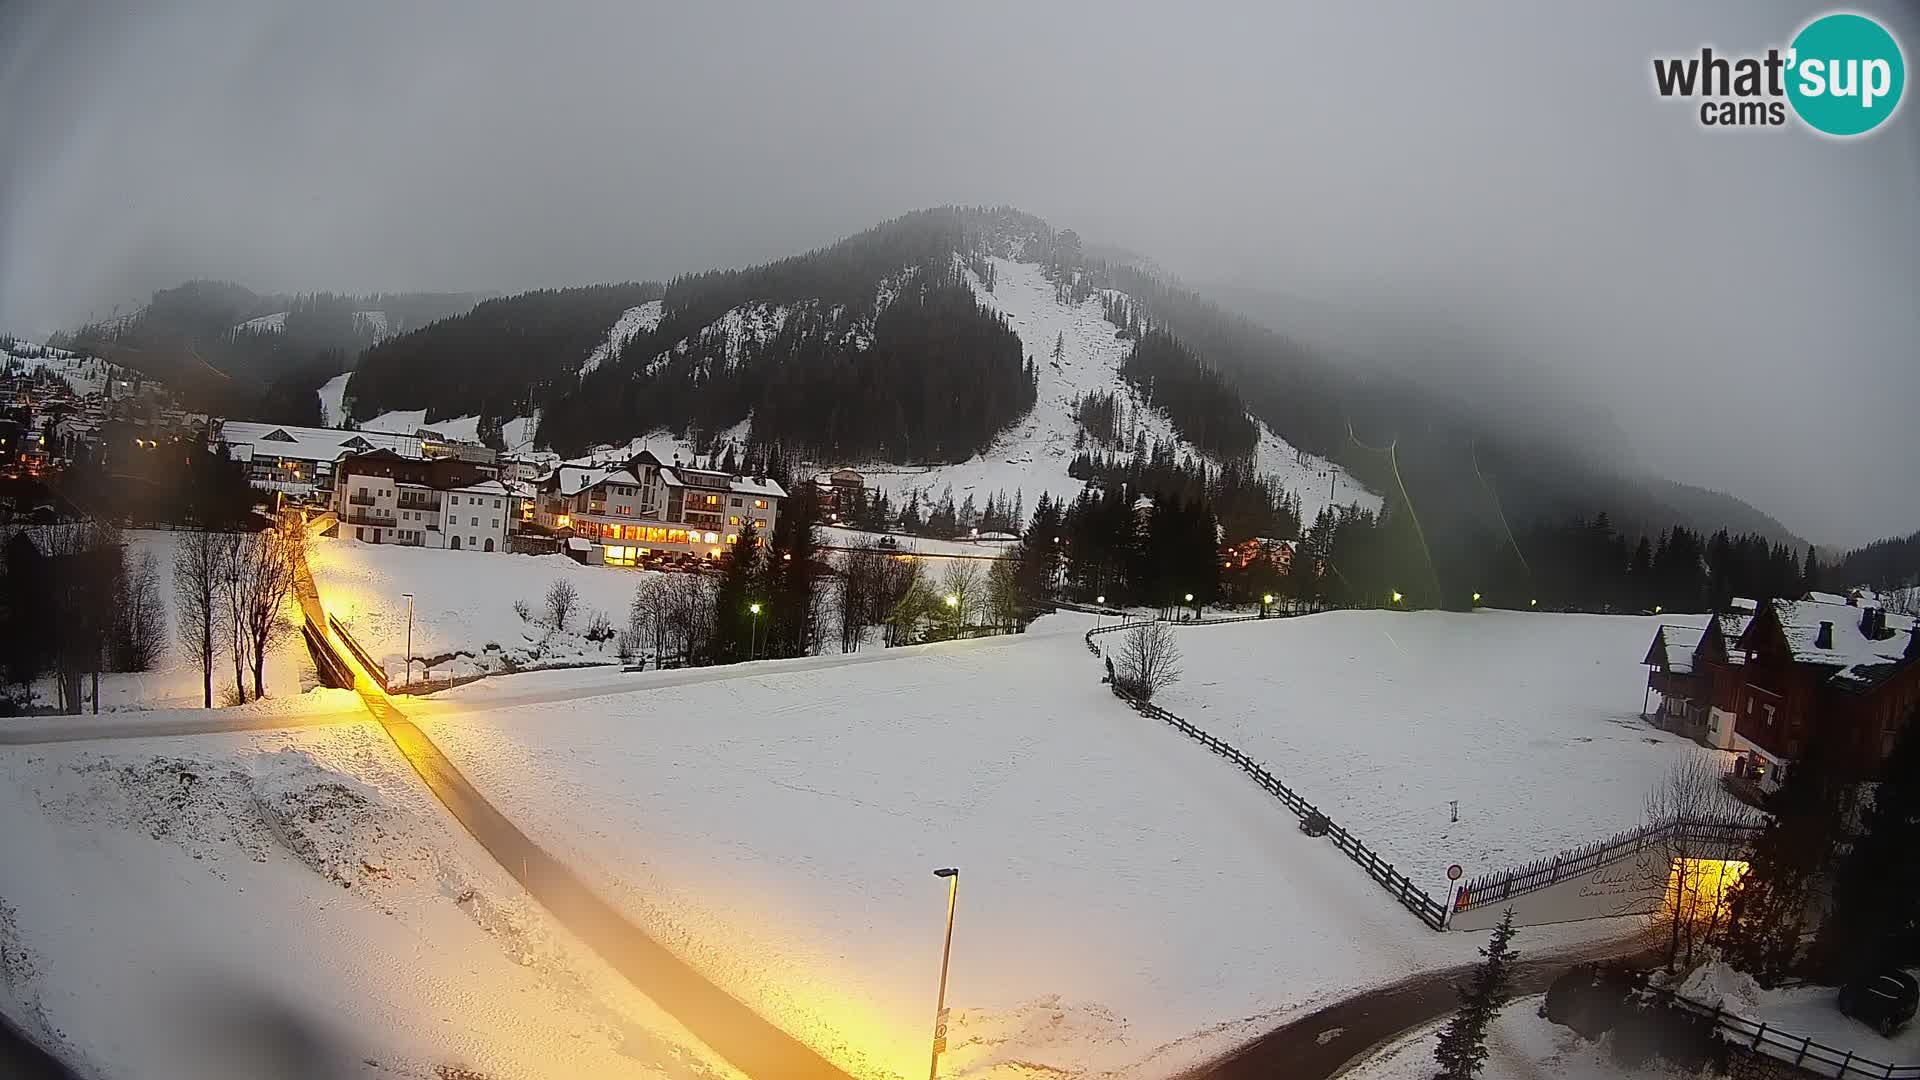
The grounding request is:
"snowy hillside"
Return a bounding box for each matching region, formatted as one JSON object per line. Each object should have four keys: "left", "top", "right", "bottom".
{"left": 234, "top": 311, "right": 288, "bottom": 333}
{"left": 579, "top": 299, "right": 663, "bottom": 377}
{"left": 2, "top": 341, "right": 132, "bottom": 396}
{"left": 849, "top": 257, "right": 1373, "bottom": 522}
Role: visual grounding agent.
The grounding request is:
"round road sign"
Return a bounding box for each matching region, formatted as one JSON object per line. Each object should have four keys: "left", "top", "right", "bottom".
{"left": 1446, "top": 864, "right": 1464, "bottom": 882}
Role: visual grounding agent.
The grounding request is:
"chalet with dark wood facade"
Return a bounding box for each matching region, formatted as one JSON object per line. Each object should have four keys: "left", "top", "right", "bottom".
{"left": 1727, "top": 594, "right": 1920, "bottom": 791}
{"left": 1642, "top": 607, "right": 1753, "bottom": 751}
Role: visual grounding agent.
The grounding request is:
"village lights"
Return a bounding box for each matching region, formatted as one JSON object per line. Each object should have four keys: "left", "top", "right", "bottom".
{"left": 927, "top": 868, "right": 961, "bottom": 1080}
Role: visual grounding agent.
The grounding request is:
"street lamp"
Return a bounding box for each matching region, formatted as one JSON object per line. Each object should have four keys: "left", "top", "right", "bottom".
{"left": 1530, "top": 598, "right": 1538, "bottom": 608}
{"left": 1390, "top": 590, "right": 1403, "bottom": 605}
{"left": 401, "top": 592, "right": 414, "bottom": 689}
{"left": 944, "top": 593, "right": 959, "bottom": 610}
{"left": 749, "top": 601, "right": 762, "bottom": 661}
{"left": 1471, "top": 591, "right": 1482, "bottom": 605}
{"left": 928, "top": 867, "right": 960, "bottom": 1080}
{"left": 1261, "top": 592, "right": 1273, "bottom": 618}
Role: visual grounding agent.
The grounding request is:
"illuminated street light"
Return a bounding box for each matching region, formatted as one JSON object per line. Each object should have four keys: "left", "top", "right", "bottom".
{"left": 927, "top": 867, "right": 960, "bottom": 1080}
{"left": 749, "top": 602, "right": 763, "bottom": 661}
{"left": 1096, "top": 594, "right": 1106, "bottom": 605}
{"left": 401, "top": 592, "right": 414, "bottom": 690}
{"left": 1184, "top": 592, "right": 1194, "bottom": 603}
{"left": 1471, "top": 591, "right": 1482, "bottom": 605}
{"left": 944, "top": 593, "right": 960, "bottom": 608}
{"left": 1530, "top": 598, "right": 1539, "bottom": 608}
{"left": 1654, "top": 605, "right": 1663, "bottom": 615}
{"left": 1391, "top": 590, "right": 1404, "bottom": 604}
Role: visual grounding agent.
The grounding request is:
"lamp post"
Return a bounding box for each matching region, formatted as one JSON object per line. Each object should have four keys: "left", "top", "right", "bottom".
{"left": 928, "top": 867, "right": 960, "bottom": 1080}
{"left": 1096, "top": 594, "right": 1106, "bottom": 629}
{"left": 401, "top": 592, "right": 414, "bottom": 689}
{"left": 1261, "top": 592, "right": 1273, "bottom": 619}
{"left": 749, "top": 601, "right": 762, "bottom": 661}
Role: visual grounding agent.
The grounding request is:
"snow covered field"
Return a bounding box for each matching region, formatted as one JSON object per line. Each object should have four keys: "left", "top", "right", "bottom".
{"left": 1157, "top": 611, "right": 1721, "bottom": 888}
{"left": 0, "top": 723, "right": 737, "bottom": 1080}
{"left": 306, "top": 536, "right": 642, "bottom": 682}
{"left": 849, "top": 258, "right": 1375, "bottom": 525}
{"left": 411, "top": 622, "right": 1623, "bottom": 1080}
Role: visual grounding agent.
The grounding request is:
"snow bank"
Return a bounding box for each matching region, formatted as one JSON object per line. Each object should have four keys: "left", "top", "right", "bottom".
{"left": 414, "top": 628, "right": 1606, "bottom": 1080}
{"left": 1346, "top": 996, "right": 1697, "bottom": 1080}
{"left": 1157, "top": 610, "right": 1723, "bottom": 887}
{"left": 1678, "top": 960, "right": 1920, "bottom": 1069}
{"left": 0, "top": 724, "right": 737, "bottom": 1079}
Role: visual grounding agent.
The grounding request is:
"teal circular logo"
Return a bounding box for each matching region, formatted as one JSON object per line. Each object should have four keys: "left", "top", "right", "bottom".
{"left": 1786, "top": 13, "right": 1905, "bottom": 136}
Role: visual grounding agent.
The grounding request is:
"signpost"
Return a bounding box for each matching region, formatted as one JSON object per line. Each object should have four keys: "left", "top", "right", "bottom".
{"left": 1445, "top": 863, "right": 1465, "bottom": 927}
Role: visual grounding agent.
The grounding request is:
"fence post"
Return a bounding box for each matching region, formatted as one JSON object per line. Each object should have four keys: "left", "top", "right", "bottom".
{"left": 1793, "top": 1036, "right": 1809, "bottom": 1066}
{"left": 1751, "top": 1022, "right": 1767, "bottom": 1050}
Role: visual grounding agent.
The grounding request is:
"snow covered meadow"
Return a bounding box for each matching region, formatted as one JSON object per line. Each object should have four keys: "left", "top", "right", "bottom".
{"left": 1157, "top": 610, "right": 1722, "bottom": 888}
{"left": 306, "top": 535, "right": 643, "bottom": 684}
{"left": 0, "top": 723, "right": 738, "bottom": 1080}
{"left": 407, "top": 619, "right": 1628, "bottom": 1080}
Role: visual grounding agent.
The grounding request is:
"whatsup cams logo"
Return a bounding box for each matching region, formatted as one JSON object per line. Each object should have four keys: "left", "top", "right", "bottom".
{"left": 1652, "top": 11, "right": 1905, "bottom": 136}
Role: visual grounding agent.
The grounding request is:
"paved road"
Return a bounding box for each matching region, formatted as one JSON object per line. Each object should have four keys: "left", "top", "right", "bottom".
{"left": 1180, "top": 937, "right": 1659, "bottom": 1080}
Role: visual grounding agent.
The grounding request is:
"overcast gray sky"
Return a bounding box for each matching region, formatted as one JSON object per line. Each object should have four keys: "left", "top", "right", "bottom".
{"left": 2, "top": 0, "right": 1915, "bottom": 545}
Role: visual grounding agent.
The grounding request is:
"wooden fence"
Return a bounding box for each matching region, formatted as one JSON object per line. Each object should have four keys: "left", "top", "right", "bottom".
{"left": 1084, "top": 621, "right": 1451, "bottom": 930}
{"left": 1454, "top": 817, "right": 1763, "bottom": 914}
{"left": 1650, "top": 986, "right": 1920, "bottom": 1079}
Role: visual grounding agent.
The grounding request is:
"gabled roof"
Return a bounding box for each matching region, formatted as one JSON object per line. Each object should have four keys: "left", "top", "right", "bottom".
{"left": 1644, "top": 625, "right": 1705, "bottom": 673}
{"left": 1743, "top": 597, "right": 1917, "bottom": 689}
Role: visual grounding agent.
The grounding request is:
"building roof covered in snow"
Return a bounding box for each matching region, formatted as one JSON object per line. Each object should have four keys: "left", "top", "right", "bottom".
{"left": 1743, "top": 596, "right": 1918, "bottom": 689}
{"left": 1644, "top": 625, "right": 1705, "bottom": 673}
{"left": 217, "top": 421, "right": 420, "bottom": 463}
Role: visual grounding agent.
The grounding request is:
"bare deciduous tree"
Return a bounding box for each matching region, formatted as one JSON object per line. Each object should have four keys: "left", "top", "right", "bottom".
{"left": 112, "top": 549, "right": 167, "bottom": 672}
{"left": 233, "top": 528, "right": 296, "bottom": 701}
{"left": 173, "top": 528, "right": 228, "bottom": 709}
{"left": 1643, "top": 756, "right": 1750, "bottom": 970}
{"left": 545, "top": 579, "right": 579, "bottom": 630}
{"left": 1116, "top": 620, "right": 1182, "bottom": 699}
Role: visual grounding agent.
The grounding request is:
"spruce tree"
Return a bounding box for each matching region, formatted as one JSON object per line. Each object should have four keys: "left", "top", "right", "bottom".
{"left": 1720, "top": 735, "right": 1846, "bottom": 985}
{"left": 1433, "top": 910, "right": 1519, "bottom": 1080}
{"left": 1812, "top": 707, "right": 1920, "bottom": 982}
{"left": 708, "top": 519, "right": 761, "bottom": 664}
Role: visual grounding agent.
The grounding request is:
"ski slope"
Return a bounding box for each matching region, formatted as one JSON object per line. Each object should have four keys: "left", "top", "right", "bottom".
{"left": 580, "top": 299, "right": 664, "bottom": 377}
{"left": 316, "top": 371, "right": 352, "bottom": 426}
{"left": 357, "top": 408, "right": 537, "bottom": 446}
{"left": 0, "top": 724, "right": 738, "bottom": 1080}
{"left": 851, "top": 258, "right": 1375, "bottom": 523}
{"left": 413, "top": 621, "right": 1621, "bottom": 1080}
{"left": 1158, "top": 611, "right": 1728, "bottom": 887}
{"left": 1, "top": 342, "right": 130, "bottom": 396}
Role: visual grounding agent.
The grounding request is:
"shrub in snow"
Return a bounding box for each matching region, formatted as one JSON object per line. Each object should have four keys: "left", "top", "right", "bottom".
{"left": 1116, "top": 621, "right": 1181, "bottom": 700}
{"left": 544, "top": 580, "right": 579, "bottom": 631}
{"left": 584, "top": 610, "right": 614, "bottom": 643}
{"left": 513, "top": 599, "right": 532, "bottom": 623}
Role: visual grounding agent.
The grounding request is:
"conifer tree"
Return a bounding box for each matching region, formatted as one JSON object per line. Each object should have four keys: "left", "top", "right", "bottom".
{"left": 1720, "top": 735, "right": 1846, "bottom": 984}
{"left": 1812, "top": 707, "right": 1920, "bottom": 982}
{"left": 1433, "top": 910, "right": 1519, "bottom": 1080}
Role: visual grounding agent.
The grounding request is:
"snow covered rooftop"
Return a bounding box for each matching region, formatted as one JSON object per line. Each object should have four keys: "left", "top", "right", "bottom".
{"left": 1756, "top": 596, "right": 1917, "bottom": 687}
{"left": 1653, "top": 625, "right": 1705, "bottom": 673}
{"left": 216, "top": 421, "right": 420, "bottom": 463}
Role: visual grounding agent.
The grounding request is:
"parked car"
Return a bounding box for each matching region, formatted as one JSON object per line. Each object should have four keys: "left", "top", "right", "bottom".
{"left": 1838, "top": 968, "right": 1918, "bottom": 1036}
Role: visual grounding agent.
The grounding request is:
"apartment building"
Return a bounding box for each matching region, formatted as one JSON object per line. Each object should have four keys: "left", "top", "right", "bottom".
{"left": 333, "top": 448, "right": 513, "bottom": 551}
{"left": 531, "top": 449, "right": 785, "bottom": 564}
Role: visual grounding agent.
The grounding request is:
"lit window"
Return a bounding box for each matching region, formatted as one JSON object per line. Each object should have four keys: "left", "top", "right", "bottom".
{"left": 729, "top": 515, "right": 739, "bottom": 526}
{"left": 703, "top": 532, "right": 718, "bottom": 544}
{"left": 726, "top": 534, "right": 738, "bottom": 543}
{"left": 754, "top": 499, "right": 767, "bottom": 509}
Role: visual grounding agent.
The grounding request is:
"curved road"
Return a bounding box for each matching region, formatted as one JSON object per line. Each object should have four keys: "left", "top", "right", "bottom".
{"left": 1181, "top": 937, "right": 1657, "bottom": 1080}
